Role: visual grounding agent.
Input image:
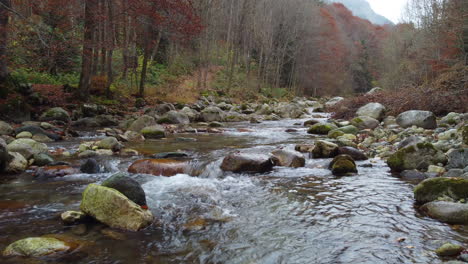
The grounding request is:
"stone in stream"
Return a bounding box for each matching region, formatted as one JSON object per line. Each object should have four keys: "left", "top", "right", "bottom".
{"left": 413, "top": 177, "right": 468, "bottom": 204}
{"left": 220, "top": 153, "right": 275, "bottom": 173}
{"left": 15, "top": 125, "right": 61, "bottom": 141}
{"left": 152, "top": 152, "right": 189, "bottom": 159}
{"left": 328, "top": 154, "right": 358, "bottom": 176}
{"left": 0, "top": 121, "right": 13, "bottom": 135}
{"left": 80, "top": 158, "right": 101, "bottom": 174}
{"left": 201, "top": 106, "right": 225, "bottom": 122}
{"left": 121, "top": 131, "right": 145, "bottom": 142}
{"left": 34, "top": 165, "right": 80, "bottom": 178}
{"left": 271, "top": 149, "right": 305, "bottom": 168}
{"left": 445, "top": 148, "right": 468, "bottom": 169}
{"left": 80, "top": 184, "right": 153, "bottom": 231}
{"left": 311, "top": 140, "right": 339, "bottom": 159}
{"left": 128, "top": 159, "right": 188, "bottom": 176}
{"left": 307, "top": 123, "right": 337, "bottom": 135}
{"left": 102, "top": 173, "right": 147, "bottom": 206}
{"left": 61, "top": 211, "right": 87, "bottom": 225}
{"left": 0, "top": 138, "right": 10, "bottom": 172}
{"left": 396, "top": 110, "right": 437, "bottom": 129}
{"left": 159, "top": 110, "right": 190, "bottom": 125}
{"left": 39, "top": 107, "right": 70, "bottom": 122}
{"left": 325, "top": 97, "right": 344, "bottom": 107}
{"left": 33, "top": 153, "right": 54, "bottom": 166}
{"left": 128, "top": 115, "right": 156, "bottom": 132}
{"left": 356, "top": 102, "right": 386, "bottom": 121}
{"left": 6, "top": 152, "right": 28, "bottom": 173}
{"left": 435, "top": 243, "right": 464, "bottom": 257}
{"left": 295, "top": 144, "right": 315, "bottom": 153}
{"left": 387, "top": 142, "right": 447, "bottom": 172}
{"left": 7, "top": 138, "right": 48, "bottom": 159}
{"left": 2, "top": 237, "right": 71, "bottom": 257}
{"left": 16, "top": 131, "right": 32, "bottom": 139}
{"left": 337, "top": 147, "right": 368, "bottom": 161}
{"left": 97, "top": 137, "right": 122, "bottom": 151}
{"left": 350, "top": 116, "right": 380, "bottom": 130}
{"left": 421, "top": 201, "right": 468, "bottom": 225}
{"left": 141, "top": 125, "right": 166, "bottom": 139}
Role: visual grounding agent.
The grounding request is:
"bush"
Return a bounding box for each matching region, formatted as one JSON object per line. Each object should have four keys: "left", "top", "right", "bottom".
{"left": 11, "top": 68, "right": 80, "bottom": 86}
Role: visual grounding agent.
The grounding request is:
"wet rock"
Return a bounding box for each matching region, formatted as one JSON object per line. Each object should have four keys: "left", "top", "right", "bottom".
{"left": 337, "top": 147, "right": 368, "bottom": 161}
{"left": 351, "top": 116, "right": 379, "bottom": 130}
{"left": 95, "top": 149, "right": 114, "bottom": 156}
{"left": 446, "top": 148, "right": 468, "bottom": 169}
{"left": 295, "top": 144, "right": 315, "bottom": 153}
{"left": 220, "top": 153, "right": 275, "bottom": 173}
{"left": 39, "top": 107, "right": 70, "bottom": 122}
{"left": 396, "top": 110, "right": 437, "bottom": 129}
{"left": 328, "top": 154, "right": 357, "bottom": 176}
{"left": 250, "top": 117, "right": 261, "bottom": 124}
{"left": 421, "top": 201, "right": 468, "bottom": 225}
{"left": 97, "top": 137, "right": 122, "bottom": 151}
{"left": 435, "top": 243, "right": 464, "bottom": 257}
{"left": 444, "top": 169, "right": 464, "bottom": 178}
{"left": 2, "top": 237, "right": 70, "bottom": 257}
{"left": 33, "top": 153, "right": 54, "bottom": 166}
{"left": 80, "top": 184, "right": 153, "bottom": 231}
{"left": 32, "top": 133, "right": 55, "bottom": 143}
{"left": 128, "top": 159, "right": 187, "bottom": 176}
{"left": 80, "top": 158, "right": 100, "bottom": 174}
{"left": 61, "top": 211, "right": 86, "bottom": 225}
{"left": 102, "top": 173, "right": 147, "bottom": 206}
{"left": 35, "top": 165, "right": 80, "bottom": 178}
{"left": 141, "top": 125, "right": 166, "bottom": 139}
{"left": 128, "top": 115, "right": 156, "bottom": 132}
{"left": 209, "top": 121, "right": 223, "bottom": 128}
{"left": 7, "top": 138, "right": 48, "bottom": 159}
{"left": 121, "top": 131, "right": 145, "bottom": 142}
{"left": 307, "top": 123, "right": 337, "bottom": 135}
{"left": 414, "top": 177, "right": 468, "bottom": 204}
{"left": 6, "top": 152, "right": 28, "bottom": 173}
{"left": 271, "top": 149, "right": 305, "bottom": 168}
{"left": 312, "top": 140, "right": 339, "bottom": 159}
{"left": 356, "top": 102, "right": 386, "bottom": 121}
{"left": 152, "top": 152, "right": 189, "bottom": 159}
{"left": 387, "top": 142, "right": 447, "bottom": 172}
{"left": 201, "top": 106, "right": 225, "bottom": 122}
{"left": 78, "top": 150, "right": 98, "bottom": 158}
{"left": 400, "top": 170, "right": 429, "bottom": 181}
{"left": 304, "top": 119, "right": 320, "bottom": 126}
{"left": 0, "top": 121, "right": 13, "bottom": 135}
{"left": 159, "top": 110, "right": 190, "bottom": 125}
{"left": 101, "top": 228, "right": 126, "bottom": 240}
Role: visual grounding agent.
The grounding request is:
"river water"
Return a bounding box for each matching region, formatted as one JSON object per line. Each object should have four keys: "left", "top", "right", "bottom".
{"left": 0, "top": 113, "right": 467, "bottom": 263}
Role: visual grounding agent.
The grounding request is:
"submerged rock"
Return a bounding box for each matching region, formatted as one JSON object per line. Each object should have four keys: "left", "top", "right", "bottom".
{"left": 271, "top": 149, "right": 305, "bottom": 168}
{"left": 97, "top": 137, "right": 122, "bottom": 151}
{"left": 80, "top": 158, "right": 101, "bottom": 174}
{"left": 3, "top": 237, "right": 70, "bottom": 257}
{"left": 80, "top": 184, "right": 153, "bottom": 231}
{"left": 102, "top": 173, "right": 147, "bottom": 206}
{"left": 220, "top": 153, "right": 275, "bottom": 173}
{"left": 396, "top": 110, "right": 437, "bottom": 129}
{"left": 421, "top": 201, "right": 468, "bottom": 225}
{"left": 152, "top": 152, "right": 189, "bottom": 159}
{"left": 413, "top": 177, "right": 468, "bottom": 204}
{"left": 128, "top": 159, "right": 187, "bottom": 176}
{"left": 33, "top": 153, "right": 54, "bottom": 166}
{"left": 328, "top": 154, "right": 357, "bottom": 176}
{"left": 387, "top": 142, "right": 447, "bottom": 172}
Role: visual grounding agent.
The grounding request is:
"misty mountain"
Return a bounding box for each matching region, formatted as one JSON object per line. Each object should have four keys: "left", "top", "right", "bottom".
{"left": 329, "top": 0, "right": 393, "bottom": 25}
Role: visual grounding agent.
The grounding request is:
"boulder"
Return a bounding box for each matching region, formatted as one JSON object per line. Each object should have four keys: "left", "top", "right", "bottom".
{"left": 295, "top": 144, "right": 315, "bottom": 153}
{"left": 0, "top": 121, "right": 13, "bottom": 135}
{"left": 154, "top": 103, "right": 175, "bottom": 115}
{"left": 220, "top": 153, "right": 275, "bottom": 173}
{"left": 3, "top": 237, "right": 70, "bottom": 257}
{"left": 421, "top": 201, "right": 468, "bottom": 225}
{"left": 325, "top": 97, "right": 344, "bottom": 108}
{"left": 275, "top": 103, "right": 304, "bottom": 118}
{"left": 141, "top": 125, "right": 166, "bottom": 139}
{"left": 6, "top": 152, "right": 28, "bottom": 173}
{"left": 337, "top": 147, "right": 368, "bottom": 161}
{"left": 33, "top": 153, "right": 54, "bottom": 166}
{"left": 351, "top": 116, "right": 380, "bottom": 130}
{"left": 396, "top": 110, "right": 437, "bottom": 129}
{"left": 81, "top": 104, "right": 107, "bottom": 117}
{"left": 8, "top": 138, "right": 48, "bottom": 156}
{"left": 271, "top": 149, "right": 305, "bottom": 168}
{"left": 201, "top": 106, "right": 225, "bottom": 122}
{"left": 16, "top": 131, "right": 32, "bottom": 139}
{"left": 39, "top": 107, "right": 70, "bottom": 122}
{"left": 356, "top": 103, "right": 386, "bottom": 121}
{"left": 159, "top": 110, "right": 190, "bottom": 125}
{"left": 446, "top": 148, "right": 468, "bottom": 169}
{"left": 435, "top": 243, "right": 464, "bottom": 257}
{"left": 32, "top": 134, "right": 55, "bottom": 143}
{"left": 97, "top": 137, "right": 122, "bottom": 151}
{"left": 152, "top": 152, "right": 189, "bottom": 159}
{"left": 128, "top": 115, "right": 156, "bottom": 132}
{"left": 387, "top": 142, "right": 447, "bottom": 172}
{"left": 180, "top": 107, "right": 200, "bottom": 122}
{"left": 312, "top": 140, "right": 339, "bottom": 159}
{"left": 80, "top": 184, "right": 153, "bottom": 231}
{"left": 61, "top": 211, "right": 87, "bottom": 225}
{"left": 397, "top": 135, "right": 424, "bottom": 150}
{"left": 304, "top": 119, "right": 321, "bottom": 126}
{"left": 102, "top": 173, "right": 147, "bottom": 206}
{"left": 80, "top": 158, "right": 100, "bottom": 174}
{"left": 307, "top": 123, "right": 337, "bottom": 135}
{"left": 128, "top": 159, "right": 187, "bottom": 176}
{"left": 328, "top": 154, "right": 357, "bottom": 176}
{"left": 122, "top": 131, "right": 145, "bottom": 142}
{"left": 413, "top": 177, "right": 468, "bottom": 204}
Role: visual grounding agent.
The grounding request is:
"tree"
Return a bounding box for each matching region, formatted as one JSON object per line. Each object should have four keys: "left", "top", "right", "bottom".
{"left": 78, "top": 0, "right": 98, "bottom": 100}
{"left": 0, "top": 0, "right": 11, "bottom": 91}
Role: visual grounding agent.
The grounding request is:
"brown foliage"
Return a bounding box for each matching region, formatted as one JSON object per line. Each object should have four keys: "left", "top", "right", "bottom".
{"left": 330, "top": 64, "right": 468, "bottom": 119}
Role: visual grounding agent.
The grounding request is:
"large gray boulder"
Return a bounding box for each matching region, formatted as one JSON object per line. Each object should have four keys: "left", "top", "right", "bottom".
{"left": 201, "top": 106, "right": 225, "bottom": 122}
{"left": 396, "top": 110, "right": 437, "bottom": 129}
{"left": 128, "top": 115, "right": 156, "bottom": 132}
{"left": 160, "top": 110, "right": 190, "bottom": 125}
{"left": 275, "top": 103, "right": 304, "bottom": 119}
{"left": 351, "top": 116, "right": 380, "bottom": 130}
{"left": 7, "top": 138, "right": 48, "bottom": 158}
{"left": 39, "top": 107, "right": 70, "bottom": 122}
{"left": 387, "top": 142, "right": 447, "bottom": 172}
{"left": 325, "top": 97, "right": 344, "bottom": 108}
{"left": 356, "top": 103, "right": 386, "bottom": 121}
{"left": 421, "top": 201, "right": 468, "bottom": 224}
{"left": 445, "top": 148, "right": 468, "bottom": 169}
{"left": 271, "top": 149, "right": 305, "bottom": 168}
{"left": 180, "top": 107, "right": 200, "bottom": 122}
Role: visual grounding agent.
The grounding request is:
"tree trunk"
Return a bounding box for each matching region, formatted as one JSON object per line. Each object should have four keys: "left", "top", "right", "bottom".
{"left": 78, "top": 0, "right": 98, "bottom": 101}
{"left": 0, "top": 0, "right": 10, "bottom": 87}
{"left": 139, "top": 30, "right": 161, "bottom": 98}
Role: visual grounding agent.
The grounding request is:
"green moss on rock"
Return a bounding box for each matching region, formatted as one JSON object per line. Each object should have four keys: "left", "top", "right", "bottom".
{"left": 3, "top": 237, "right": 70, "bottom": 257}
{"left": 308, "top": 123, "right": 337, "bottom": 135}
{"left": 414, "top": 177, "right": 468, "bottom": 204}
{"left": 387, "top": 142, "right": 447, "bottom": 172}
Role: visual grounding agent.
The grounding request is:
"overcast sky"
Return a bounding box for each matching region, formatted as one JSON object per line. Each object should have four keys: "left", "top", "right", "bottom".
{"left": 367, "top": 0, "right": 408, "bottom": 23}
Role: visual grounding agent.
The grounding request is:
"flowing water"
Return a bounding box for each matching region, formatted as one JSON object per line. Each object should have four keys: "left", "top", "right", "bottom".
{"left": 1, "top": 113, "right": 467, "bottom": 264}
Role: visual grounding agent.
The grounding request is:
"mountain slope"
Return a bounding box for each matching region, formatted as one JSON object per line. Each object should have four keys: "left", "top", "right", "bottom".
{"left": 330, "top": 0, "right": 393, "bottom": 25}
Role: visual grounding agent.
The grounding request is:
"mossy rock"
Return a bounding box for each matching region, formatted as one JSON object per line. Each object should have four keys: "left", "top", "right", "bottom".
{"left": 307, "top": 123, "right": 337, "bottom": 135}
{"left": 329, "top": 154, "right": 357, "bottom": 176}
{"left": 435, "top": 243, "right": 464, "bottom": 256}
{"left": 387, "top": 142, "right": 447, "bottom": 172}
{"left": 141, "top": 125, "right": 166, "bottom": 139}
{"left": 414, "top": 177, "right": 468, "bottom": 204}
{"left": 461, "top": 125, "right": 468, "bottom": 145}
{"left": 3, "top": 237, "right": 70, "bottom": 257}
{"left": 328, "top": 129, "right": 345, "bottom": 139}
{"left": 336, "top": 125, "right": 359, "bottom": 135}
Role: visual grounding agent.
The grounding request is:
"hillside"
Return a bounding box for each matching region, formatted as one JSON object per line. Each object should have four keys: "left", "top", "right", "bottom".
{"left": 330, "top": 0, "right": 393, "bottom": 25}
